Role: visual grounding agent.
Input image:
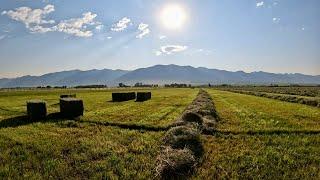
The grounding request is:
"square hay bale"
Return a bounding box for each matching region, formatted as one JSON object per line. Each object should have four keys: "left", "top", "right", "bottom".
{"left": 60, "top": 98, "right": 84, "bottom": 118}
{"left": 27, "top": 100, "right": 47, "bottom": 120}
{"left": 60, "top": 94, "right": 76, "bottom": 98}
{"left": 112, "top": 92, "right": 136, "bottom": 102}
{"left": 136, "top": 92, "right": 152, "bottom": 102}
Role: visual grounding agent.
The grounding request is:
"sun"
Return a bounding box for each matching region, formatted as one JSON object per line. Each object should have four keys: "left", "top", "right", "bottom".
{"left": 160, "top": 4, "right": 187, "bottom": 30}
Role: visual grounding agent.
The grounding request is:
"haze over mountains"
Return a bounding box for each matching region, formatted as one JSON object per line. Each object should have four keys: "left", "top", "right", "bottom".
{"left": 0, "top": 64, "right": 319, "bottom": 88}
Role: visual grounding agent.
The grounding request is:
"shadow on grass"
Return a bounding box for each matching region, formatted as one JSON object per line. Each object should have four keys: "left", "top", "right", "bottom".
{"left": 0, "top": 112, "right": 63, "bottom": 129}
{"left": 203, "top": 129, "right": 320, "bottom": 136}
{"left": 79, "top": 120, "right": 170, "bottom": 132}
{"left": 0, "top": 112, "right": 170, "bottom": 131}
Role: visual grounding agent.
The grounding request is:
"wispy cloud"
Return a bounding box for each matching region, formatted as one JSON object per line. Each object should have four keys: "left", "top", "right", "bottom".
{"left": 1, "top": 5, "right": 55, "bottom": 31}
{"left": 52, "top": 12, "right": 100, "bottom": 37}
{"left": 136, "top": 23, "right": 150, "bottom": 39}
{"left": 111, "top": 17, "right": 131, "bottom": 32}
{"left": 159, "top": 35, "right": 166, "bottom": 40}
{"left": 95, "top": 24, "right": 104, "bottom": 31}
{"left": 256, "top": 1, "right": 264, "bottom": 7}
{"left": 155, "top": 45, "right": 188, "bottom": 56}
{"left": 2, "top": 5, "right": 101, "bottom": 37}
{"left": 272, "top": 17, "right": 280, "bottom": 23}
{"left": 0, "top": 34, "right": 6, "bottom": 41}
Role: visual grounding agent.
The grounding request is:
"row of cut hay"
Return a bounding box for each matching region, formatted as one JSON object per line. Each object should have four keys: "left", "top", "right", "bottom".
{"left": 173, "top": 89, "right": 220, "bottom": 132}
{"left": 226, "top": 90, "right": 320, "bottom": 107}
{"left": 156, "top": 89, "right": 218, "bottom": 179}
{"left": 136, "top": 92, "right": 152, "bottom": 102}
{"left": 112, "top": 92, "right": 136, "bottom": 102}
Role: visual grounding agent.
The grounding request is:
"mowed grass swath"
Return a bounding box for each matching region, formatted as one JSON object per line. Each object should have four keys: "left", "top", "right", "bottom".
{"left": 0, "top": 87, "right": 319, "bottom": 178}
{"left": 193, "top": 89, "right": 320, "bottom": 179}
{"left": 0, "top": 88, "right": 198, "bottom": 178}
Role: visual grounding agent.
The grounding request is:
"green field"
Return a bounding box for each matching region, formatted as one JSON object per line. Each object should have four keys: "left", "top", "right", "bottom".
{"left": 194, "top": 89, "right": 320, "bottom": 179}
{"left": 0, "top": 88, "right": 319, "bottom": 179}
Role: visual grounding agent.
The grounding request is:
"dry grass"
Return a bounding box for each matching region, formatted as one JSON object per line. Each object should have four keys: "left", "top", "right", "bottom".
{"left": 156, "top": 146, "right": 197, "bottom": 179}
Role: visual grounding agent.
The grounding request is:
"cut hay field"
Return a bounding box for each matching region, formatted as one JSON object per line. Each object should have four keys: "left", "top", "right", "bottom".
{"left": 0, "top": 88, "right": 319, "bottom": 179}
{"left": 0, "top": 88, "right": 197, "bottom": 179}
{"left": 194, "top": 89, "right": 320, "bottom": 179}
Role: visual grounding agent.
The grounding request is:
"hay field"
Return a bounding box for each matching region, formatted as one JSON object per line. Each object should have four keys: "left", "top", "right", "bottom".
{"left": 194, "top": 89, "right": 320, "bottom": 179}
{"left": 0, "top": 88, "right": 197, "bottom": 179}
{"left": 0, "top": 88, "right": 319, "bottom": 179}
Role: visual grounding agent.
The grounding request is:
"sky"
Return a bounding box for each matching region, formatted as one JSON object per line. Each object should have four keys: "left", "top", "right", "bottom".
{"left": 0, "top": 0, "right": 319, "bottom": 78}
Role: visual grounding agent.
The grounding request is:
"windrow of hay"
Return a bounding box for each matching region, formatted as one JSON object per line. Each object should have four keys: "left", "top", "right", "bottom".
{"left": 224, "top": 89, "right": 320, "bottom": 107}
{"left": 176, "top": 89, "right": 219, "bottom": 132}
{"left": 156, "top": 89, "right": 219, "bottom": 179}
{"left": 163, "top": 125, "right": 204, "bottom": 158}
{"left": 156, "top": 147, "right": 197, "bottom": 179}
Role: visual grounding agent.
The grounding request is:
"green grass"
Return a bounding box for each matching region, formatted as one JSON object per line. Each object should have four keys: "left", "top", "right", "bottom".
{"left": 193, "top": 89, "right": 320, "bottom": 179}
{"left": 208, "top": 90, "right": 320, "bottom": 132}
{"left": 0, "top": 122, "right": 163, "bottom": 179}
{"left": 0, "top": 88, "right": 198, "bottom": 127}
{"left": 1, "top": 88, "right": 320, "bottom": 179}
{"left": 0, "top": 88, "right": 198, "bottom": 179}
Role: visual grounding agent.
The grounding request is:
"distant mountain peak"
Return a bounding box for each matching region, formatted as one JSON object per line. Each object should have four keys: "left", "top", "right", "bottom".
{"left": 0, "top": 64, "right": 319, "bottom": 88}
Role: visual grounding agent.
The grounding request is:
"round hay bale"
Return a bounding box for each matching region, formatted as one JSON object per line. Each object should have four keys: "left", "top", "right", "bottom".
{"left": 156, "top": 146, "right": 196, "bottom": 179}
{"left": 181, "top": 111, "right": 203, "bottom": 125}
{"left": 163, "top": 126, "right": 203, "bottom": 158}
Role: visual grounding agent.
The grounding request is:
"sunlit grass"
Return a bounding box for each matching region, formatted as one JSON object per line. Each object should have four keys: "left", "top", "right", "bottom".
{"left": 0, "top": 88, "right": 197, "bottom": 178}
{"left": 207, "top": 89, "right": 320, "bottom": 132}
{"left": 0, "top": 122, "right": 164, "bottom": 179}
{"left": 193, "top": 89, "right": 320, "bottom": 179}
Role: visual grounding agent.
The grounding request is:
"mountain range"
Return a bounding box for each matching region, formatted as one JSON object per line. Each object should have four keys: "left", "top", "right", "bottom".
{"left": 1, "top": 64, "right": 319, "bottom": 88}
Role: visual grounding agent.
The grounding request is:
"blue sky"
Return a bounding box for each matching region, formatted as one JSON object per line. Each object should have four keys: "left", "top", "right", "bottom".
{"left": 0, "top": 0, "right": 319, "bottom": 78}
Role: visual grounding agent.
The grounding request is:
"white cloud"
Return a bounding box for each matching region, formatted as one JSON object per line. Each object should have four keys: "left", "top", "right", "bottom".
{"left": 111, "top": 17, "right": 131, "bottom": 32}
{"left": 0, "top": 35, "right": 6, "bottom": 41}
{"left": 136, "top": 23, "right": 150, "bottom": 39}
{"left": 2, "top": 5, "right": 101, "bottom": 37}
{"left": 256, "top": 1, "right": 264, "bottom": 7}
{"left": 156, "top": 45, "right": 188, "bottom": 55}
{"left": 272, "top": 17, "right": 280, "bottom": 23}
{"left": 155, "top": 51, "right": 162, "bottom": 56}
{"left": 52, "top": 12, "right": 99, "bottom": 37}
{"left": 159, "top": 35, "right": 166, "bottom": 40}
{"left": 95, "top": 24, "right": 104, "bottom": 30}
{"left": 1, "top": 4, "right": 55, "bottom": 31}
{"left": 107, "top": 36, "right": 112, "bottom": 39}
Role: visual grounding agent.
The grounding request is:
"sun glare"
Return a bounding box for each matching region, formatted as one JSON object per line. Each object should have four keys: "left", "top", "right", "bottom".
{"left": 160, "top": 4, "right": 187, "bottom": 30}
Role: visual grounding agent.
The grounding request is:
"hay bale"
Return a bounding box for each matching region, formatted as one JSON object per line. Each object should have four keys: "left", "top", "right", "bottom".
{"left": 60, "top": 94, "right": 76, "bottom": 98}
{"left": 112, "top": 92, "right": 136, "bottom": 102}
{"left": 27, "top": 100, "right": 47, "bottom": 120}
{"left": 60, "top": 98, "right": 84, "bottom": 118}
{"left": 156, "top": 147, "right": 196, "bottom": 179}
{"left": 181, "top": 111, "right": 203, "bottom": 125}
{"left": 136, "top": 92, "right": 152, "bottom": 102}
{"left": 163, "top": 126, "right": 203, "bottom": 158}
